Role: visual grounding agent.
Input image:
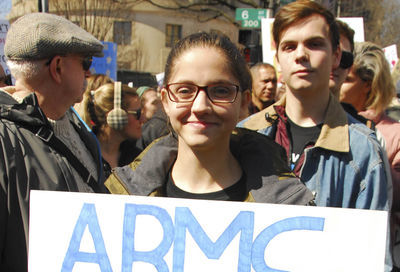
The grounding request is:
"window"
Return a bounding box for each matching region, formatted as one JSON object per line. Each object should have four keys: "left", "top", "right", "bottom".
{"left": 114, "top": 21, "right": 132, "bottom": 45}
{"left": 165, "top": 24, "right": 182, "bottom": 47}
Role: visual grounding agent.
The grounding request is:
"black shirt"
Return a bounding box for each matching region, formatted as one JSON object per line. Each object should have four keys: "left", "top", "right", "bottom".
{"left": 165, "top": 170, "right": 248, "bottom": 201}
{"left": 287, "top": 117, "right": 322, "bottom": 170}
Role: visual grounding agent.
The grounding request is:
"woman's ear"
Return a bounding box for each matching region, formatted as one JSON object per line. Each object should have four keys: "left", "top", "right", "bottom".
{"left": 240, "top": 90, "right": 251, "bottom": 109}
{"left": 160, "top": 88, "right": 170, "bottom": 115}
{"left": 239, "top": 90, "right": 251, "bottom": 120}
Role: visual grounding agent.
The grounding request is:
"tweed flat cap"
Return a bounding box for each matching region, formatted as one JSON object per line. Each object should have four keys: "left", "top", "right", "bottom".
{"left": 5, "top": 12, "right": 104, "bottom": 61}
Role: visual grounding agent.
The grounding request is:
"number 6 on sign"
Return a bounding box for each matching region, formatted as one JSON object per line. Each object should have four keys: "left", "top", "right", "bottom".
{"left": 242, "top": 10, "right": 249, "bottom": 19}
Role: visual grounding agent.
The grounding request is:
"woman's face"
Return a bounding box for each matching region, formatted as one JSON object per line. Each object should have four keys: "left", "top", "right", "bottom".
{"left": 339, "top": 66, "right": 370, "bottom": 112}
{"left": 161, "top": 47, "right": 249, "bottom": 150}
{"left": 122, "top": 95, "right": 142, "bottom": 140}
{"left": 141, "top": 89, "right": 161, "bottom": 121}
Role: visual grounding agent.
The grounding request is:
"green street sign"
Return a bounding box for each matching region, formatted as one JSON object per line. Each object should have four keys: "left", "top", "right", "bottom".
{"left": 241, "top": 20, "right": 261, "bottom": 28}
{"left": 235, "top": 8, "right": 268, "bottom": 29}
{"left": 235, "top": 8, "right": 268, "bottom": 21}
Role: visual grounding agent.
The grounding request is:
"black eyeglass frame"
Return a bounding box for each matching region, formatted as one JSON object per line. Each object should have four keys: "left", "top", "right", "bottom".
{"left": 126, "top": 109, "right": 141, "bottom": 120}
{"left": 166, "top": 83, "right": 240, "bottom": 104}
{"left": 45, "top": 55, "right": 93, "bottom": 71}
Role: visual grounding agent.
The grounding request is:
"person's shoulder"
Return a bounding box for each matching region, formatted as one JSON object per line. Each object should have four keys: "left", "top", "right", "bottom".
{"left": 347, "top": 117, "right": 386, "bottom": 162}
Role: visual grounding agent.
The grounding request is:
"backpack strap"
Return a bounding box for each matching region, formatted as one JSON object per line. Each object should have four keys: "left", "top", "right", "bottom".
{"left": 30, "top": 125, "right": 103, "bottom": 193}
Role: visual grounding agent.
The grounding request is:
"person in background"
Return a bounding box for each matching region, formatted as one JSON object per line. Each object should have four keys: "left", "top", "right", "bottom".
{"left": 74, "top": 73, "right": 113, "bottom": 113}
{"left": 329, "top": 20, "right": 354, "bottom": 99}
{"left": 80, "top": 82, "right": 142, "bottom": 178}
{"left": 135, "top": 85, "right": 169, "bottom": 150}
{"left": 105, "top": 32, "right": 314, "bottom": 206}
{"left": 0, "top": 13, "right": 108, "bottom": 272}
{"left": 0, "top": 65, "right": 11, "bottom": 87}
{"left": 340, "top": 42, "right": 400, "bottom": 270}
{"left": 137, "top": 86, "right": 162, "bottom": 121}
{"left": 238, "top": 2, "right": 392, "bottom": 269}
{"left": 328, "top": 19, "right": 375, "bottom": 128}
{"left": 248, "top": 62, "right": 278, "bottom": 115}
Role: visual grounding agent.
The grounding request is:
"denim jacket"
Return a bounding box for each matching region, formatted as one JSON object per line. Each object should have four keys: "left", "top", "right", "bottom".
{"left": 238, "top": 94, "right": 393, "bottom": 271}
{"left": 239, "top": 94, "right": 390, "bottom": 210}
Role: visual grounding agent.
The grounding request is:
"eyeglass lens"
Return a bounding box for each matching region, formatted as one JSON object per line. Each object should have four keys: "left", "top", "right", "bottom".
{"left": 167, "top": 83, "right": 238, "bottom": 103}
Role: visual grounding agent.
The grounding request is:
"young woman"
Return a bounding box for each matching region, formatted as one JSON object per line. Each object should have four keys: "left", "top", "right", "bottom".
{"left": 80, "top": 82, "right": 143, "bottom": 178}
{"left": 105, "top": 32, "right": 313, "bottom": 204}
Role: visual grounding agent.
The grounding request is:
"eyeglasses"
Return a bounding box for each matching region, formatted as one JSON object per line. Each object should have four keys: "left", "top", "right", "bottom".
{"left": 45, "top": 56, "right": 93, "bottom": 71}
{"left": 126, "top": 109, "right": 141, "bottom": 120}
{"left": 166, "top": 83, "right": 240, "bottom": 103}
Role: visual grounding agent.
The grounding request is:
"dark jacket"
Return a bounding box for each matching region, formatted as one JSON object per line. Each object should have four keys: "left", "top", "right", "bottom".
{"left": 0, "top": 90, "right": 107, "bottom": 272}
{"left": 135, "top": 109, "right": 169, "bottom": 150}
{"left": 105, "top": 128, "right": 314, "bottom": 205}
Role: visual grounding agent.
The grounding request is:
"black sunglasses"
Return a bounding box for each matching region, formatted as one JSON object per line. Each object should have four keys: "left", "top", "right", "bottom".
{"left": 45, "top": 56, "right": 93, "bottom": 71}
{"left": 339, "top": 51, "right": 354, "bottom": 69}
{"left": 126, "top": 109, "right": 141, "bottom": 120}
{"left": 81, "top": 56, "right": 93, "bottom": 71}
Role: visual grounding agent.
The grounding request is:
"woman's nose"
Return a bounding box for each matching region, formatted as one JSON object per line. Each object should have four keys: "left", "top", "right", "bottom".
{"left": 191, "top": 89, "right": 212, "bottom": 113}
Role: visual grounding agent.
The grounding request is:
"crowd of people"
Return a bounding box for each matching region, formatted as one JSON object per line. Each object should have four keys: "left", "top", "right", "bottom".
{"left": 0, "top": 0, "right": 399, "bottom": 271}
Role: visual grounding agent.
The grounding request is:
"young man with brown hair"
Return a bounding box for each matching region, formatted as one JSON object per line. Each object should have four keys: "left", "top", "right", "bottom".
{"left": 239, "top": 1, "right": 392, "bottom": 269}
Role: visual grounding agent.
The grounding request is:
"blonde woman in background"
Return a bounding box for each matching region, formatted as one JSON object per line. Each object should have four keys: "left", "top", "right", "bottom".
{"left": 79, "top": 82, "right": 143, "bottom": 178}
{"left": 340, "top": 42, "right": 400, "bottom": 268}
{"left": 74, "top": 73, "right": 114, "bottom": 113}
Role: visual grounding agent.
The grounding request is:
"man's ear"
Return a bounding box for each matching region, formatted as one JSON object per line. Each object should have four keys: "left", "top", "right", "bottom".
{"left": 332, "top": 45, "right": 342, "bottom": 70}
{"left": 48, "top": 56, "right": 63, "bottom": 84}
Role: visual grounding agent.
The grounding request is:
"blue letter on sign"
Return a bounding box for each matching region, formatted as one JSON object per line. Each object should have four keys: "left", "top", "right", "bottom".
{"left": 173, "top": 207, "right": 254, "bottom": 272}
{"left": 62, "top": 203, "right": 111, "bottom": 272}
{"left": 252, "top": 216, "right": 325, "bottom": 272}
{"left": 122, "top": 204, "right": 174, "bottom": 272}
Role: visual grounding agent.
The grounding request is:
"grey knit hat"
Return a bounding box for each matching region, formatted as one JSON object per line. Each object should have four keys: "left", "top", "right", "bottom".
{"left": 5, "top": 12, "right": 104, "bottom": 61}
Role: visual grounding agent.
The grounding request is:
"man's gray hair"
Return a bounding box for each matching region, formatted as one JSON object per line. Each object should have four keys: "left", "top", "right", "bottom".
{"left": 7, "top": 60, "right": 45, "bottom": 81}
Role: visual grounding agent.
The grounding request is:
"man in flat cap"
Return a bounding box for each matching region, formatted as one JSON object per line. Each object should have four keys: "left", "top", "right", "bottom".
{"left": 0, "top": 13, "right": 109, "bottom": 271}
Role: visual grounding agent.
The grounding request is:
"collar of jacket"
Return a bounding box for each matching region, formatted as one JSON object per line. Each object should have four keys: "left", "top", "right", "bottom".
{"left": 243, "top": 93, "right": 350, "bottom": 153}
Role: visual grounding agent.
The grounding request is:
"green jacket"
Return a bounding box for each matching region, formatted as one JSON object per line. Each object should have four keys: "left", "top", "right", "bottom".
{"left": 105, "top": 128, "right": 314, "bottom": 205}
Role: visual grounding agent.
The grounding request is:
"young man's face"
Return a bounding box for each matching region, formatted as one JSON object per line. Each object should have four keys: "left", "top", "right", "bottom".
{"left": 276, "top": 15, "right": 341, "bottom": 95}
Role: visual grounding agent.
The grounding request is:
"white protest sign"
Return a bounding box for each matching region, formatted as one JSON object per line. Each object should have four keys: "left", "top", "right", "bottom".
{"left": 261, "top": 18, "right": 275, "bottom": 66}
{"left": 383, "top": 44, "right": 398, "bottom": 72}
{"left": 29, "top": 190, "right": 387, "bottom": 272}
{"left": 337, "top": 17, "right": 365, "bottom": 42}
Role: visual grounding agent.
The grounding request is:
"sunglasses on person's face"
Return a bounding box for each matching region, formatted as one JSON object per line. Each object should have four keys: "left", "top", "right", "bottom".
{"left": 81, "top": 56, "right": 93, "bottom": 71}
{"left": 126, "top": 109, "right": 141, "bottom": 120}
{"left": 45, "top": 56, "right": 93, "bottom": 71}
